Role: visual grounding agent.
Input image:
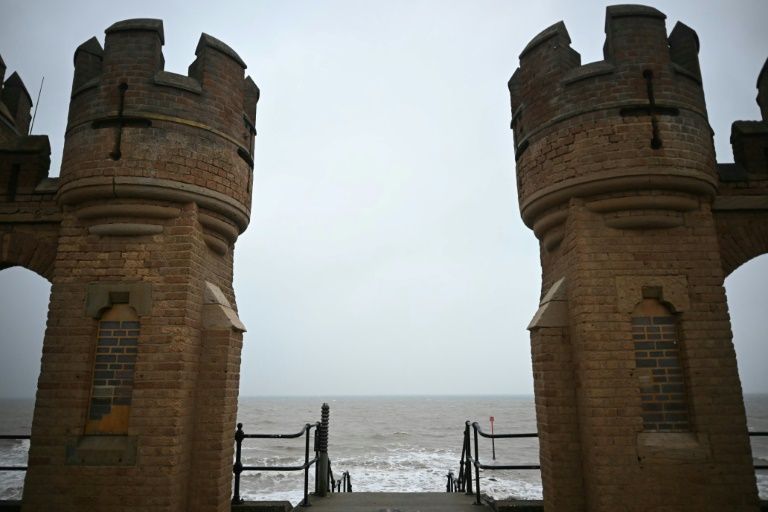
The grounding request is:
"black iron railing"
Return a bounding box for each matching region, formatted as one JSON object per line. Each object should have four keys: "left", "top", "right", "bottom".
{"left": 232, "top": 422, "right": 319, "bottom": 507}
{"left": 752, "top": 432, "right": 768, "bottom": 470}
{"left": 451, "top": 425, "right": 768, "bottom": 504}
{"left": 327, "top": 460, "right": 352, "bottom": 493}
{"left": 458, "top": 421, "right": 539, "bottom": 504}
{"left": 0, "top": 435, "right": 30, "bottom": 472}
{"left": 231, "top": 404, "right": 351, "bottom": 506}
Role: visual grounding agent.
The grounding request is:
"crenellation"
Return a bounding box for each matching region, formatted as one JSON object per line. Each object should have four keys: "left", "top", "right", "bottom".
{"left": 72, "top": 37, "right": 104, "bottom": 95}
{"left": 243, "top": 76, "right": 260, "bottom": 129}
{"left": 102, "top": 19, "right": 165, "bottom": 83}
{"left": 1, "top": 71, "right": 33, "bottom": 135}
{"left": 602, "top": 5, "right": 668, "bottom": 65}
{"left": 668, "top": 22, "right": 702, "bottom": 84}
{"left": 758, "top": 58, "right": 768, "bottom": 120}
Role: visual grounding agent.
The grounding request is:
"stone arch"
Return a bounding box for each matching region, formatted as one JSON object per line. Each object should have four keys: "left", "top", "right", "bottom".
{"left": 0, "top": 231, "right": 57, "bottom": 282}
{"left": 724, "top": 253, "right": 768, "bottom": 395}
{"left": 0, "top": 266, "right": 50, "bottom": 499}
{"left": 715, "top": 210, "right": 768, "bottom": 278}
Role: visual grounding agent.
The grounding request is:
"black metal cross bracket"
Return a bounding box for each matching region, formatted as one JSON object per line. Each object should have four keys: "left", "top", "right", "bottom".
{"left": 619, "top": 70, "right": 679, "bottom": 150}
{"left": 91, "top": 82, "right": 152, "bottom": 161}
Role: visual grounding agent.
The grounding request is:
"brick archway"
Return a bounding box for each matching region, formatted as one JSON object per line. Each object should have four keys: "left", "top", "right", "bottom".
{"left": 0, "top": 231, "right": 57, "bottom": 282}
{"left": 715, "top": 210, "right": 768, "bottom": 277}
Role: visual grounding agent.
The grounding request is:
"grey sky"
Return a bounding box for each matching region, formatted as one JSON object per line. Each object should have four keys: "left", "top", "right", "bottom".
{"left": 0, "top": 0, "right": 766, "bottom": 398}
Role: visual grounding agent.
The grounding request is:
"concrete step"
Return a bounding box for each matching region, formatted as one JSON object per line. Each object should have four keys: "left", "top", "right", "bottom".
{"left": 292, "top": 492, "right": 489, "bottom": 511}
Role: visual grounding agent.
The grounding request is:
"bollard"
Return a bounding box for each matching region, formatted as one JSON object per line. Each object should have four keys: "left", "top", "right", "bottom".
{"left": 316, "top": 403, "right": 330, "bottom": 497}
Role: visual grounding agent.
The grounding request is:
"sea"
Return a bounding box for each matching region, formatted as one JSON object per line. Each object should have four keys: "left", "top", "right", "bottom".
{"left": 1, "top": 395, "right": 767, "bottom": 505}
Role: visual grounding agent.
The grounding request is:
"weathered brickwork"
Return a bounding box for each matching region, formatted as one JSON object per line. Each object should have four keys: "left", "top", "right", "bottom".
{"left": 514, "top": 5, "right": 767, "bottom": 512}
{"left": 0, "top": 18, "right": 256, "bottom": 512}
{"left": 632, "top": 308, "right": 690, "bottom": 432}
{"left": 86, "top": 305, "right": 139, "bottom": 433}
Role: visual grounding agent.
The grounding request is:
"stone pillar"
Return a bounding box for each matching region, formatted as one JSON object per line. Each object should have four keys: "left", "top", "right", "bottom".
{"left": 509, "top": 6, "right": 759, "bottom": 511}
{"left": 21, "top": 19, "right": 258, "bottom": 512}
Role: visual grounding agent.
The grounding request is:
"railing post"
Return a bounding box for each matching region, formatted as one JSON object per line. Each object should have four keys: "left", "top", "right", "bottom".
{"left": 313, "top": 428, "right": 319, "bottom": 495}
{"left": 473, "top": 423, "right": 481, "bottom": 505}
{"left": 328, "top": 460, "right": 336, "bottom": 493}
{"left": 316, "top": 403, "right": 330, "bottom": 497}
{"left": 302, "top": 423, "right": 312, "bottom": 507}
{"left": 464, "top": 421, "right": 473, "bottom": 496}
{"left": 232, "top": 423, "right": 245, "bottom": 505}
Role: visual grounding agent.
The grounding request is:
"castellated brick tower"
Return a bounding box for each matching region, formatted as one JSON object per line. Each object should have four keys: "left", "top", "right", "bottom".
{"left": 509, "top": 6, "right": 764, "bottom": 512}
{"left": 3, "top": 19, "right": 258, "bottom": 512}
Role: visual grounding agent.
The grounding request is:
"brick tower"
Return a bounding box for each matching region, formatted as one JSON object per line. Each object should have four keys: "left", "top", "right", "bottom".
{"left": 509, "top": 5, "right": 765, "bottom": 512}
{"left": 0, "top": 19, "right": 257, "bottom": 512}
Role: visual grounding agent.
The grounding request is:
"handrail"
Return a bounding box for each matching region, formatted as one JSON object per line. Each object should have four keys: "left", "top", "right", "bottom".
{"left": 454, "top": 425, "right": 768, "bottom": 504}
{"left": 473, "top": 424, "right": 538, "bottom": 439}
{"left": 241, "top": 424, "right": 315, "bottom": 439}
{"left": 0, "top": 435, "right": 30, "bottom": 472}
{"left": 231, "top": 404, "right": 353, "bottom": 506}
{"left": 232, "top": 422, "right": 319, "bottom": 507}
{"left": 336, "top": 471, "right": 352, "bottom": 493}
{"left": 326, "top": 461, "right": 351, "bottom": 493}
{"left": 752, "top": 431, "right": 768, "bottom": 470}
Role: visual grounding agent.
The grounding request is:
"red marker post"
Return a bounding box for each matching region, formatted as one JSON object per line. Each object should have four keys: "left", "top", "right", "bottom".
{"left": 490, "top": 416, "right": 496, "bottom": 460}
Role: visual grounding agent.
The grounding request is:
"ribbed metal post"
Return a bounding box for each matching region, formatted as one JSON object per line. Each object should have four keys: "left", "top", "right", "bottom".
{"left": 232, "top": 423, "right": 245, "bottom": 505}
{"left": 316, "top": 403, "right": 330, "bottom": 497}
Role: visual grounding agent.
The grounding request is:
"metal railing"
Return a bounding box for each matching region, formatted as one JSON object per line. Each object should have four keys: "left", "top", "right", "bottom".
{"left": 752, "top": 432, "right": 768, "bottom": 470}
{"left": 451, "top": 425, "right": 768, "bottom": 504}
{"left": 0, "top": 435, "right": 30, "bottom": 472}
{"left": 232, "top": 421, "right": 319, "bottom": 507}
{"left": 330, "top": 465, "right": 352, "bottom": 493}
{"left": 458, "top": 421, "right": 539, "bottom": 504}
{"left": 231, "top": 403, "right": 351, "bottom": 506}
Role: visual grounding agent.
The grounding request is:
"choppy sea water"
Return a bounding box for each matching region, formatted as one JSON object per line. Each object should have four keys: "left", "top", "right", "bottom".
{"left": 1, "top": 395, "right": 767, "bottom": 505}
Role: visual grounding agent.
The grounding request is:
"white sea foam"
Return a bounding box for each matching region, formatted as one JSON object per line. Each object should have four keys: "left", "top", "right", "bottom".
{"left": 0, "top": 439, "right": 28, "bottom": 500}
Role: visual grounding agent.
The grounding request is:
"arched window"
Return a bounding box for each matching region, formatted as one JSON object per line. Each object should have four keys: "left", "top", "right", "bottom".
{"left": 632, "top": 297, "right": 690, "bottom": 432}
{"left": 85, "top": 302, "right": 139, "bottom": 435}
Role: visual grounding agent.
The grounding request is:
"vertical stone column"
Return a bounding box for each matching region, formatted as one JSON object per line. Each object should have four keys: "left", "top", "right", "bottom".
{"left": 188, "top": 283, "right": 246, "bottom": 512}
{"left": 528, "top": 274, "right": 583, "bottom": 512}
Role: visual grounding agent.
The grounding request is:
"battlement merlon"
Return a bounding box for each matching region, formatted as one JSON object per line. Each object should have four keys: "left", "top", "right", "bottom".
{"left": 508, "top": 5, "right": 707, "bottom": 143}
{"left": 67, "top": 19, "right": 259, "bottom": 147}
{"left": 758, "top": 57, "right": 768, "bottom": 121}
{"left": 1, "top": 70, "right": 33, "bottom": 136}
{"left": 725, "top": 57, "right": 768, "bottom": 178}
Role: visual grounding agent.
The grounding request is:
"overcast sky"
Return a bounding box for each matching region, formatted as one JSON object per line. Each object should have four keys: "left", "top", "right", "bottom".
{"left": 0, "top": 0, "right": 766, "bottom": 398}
